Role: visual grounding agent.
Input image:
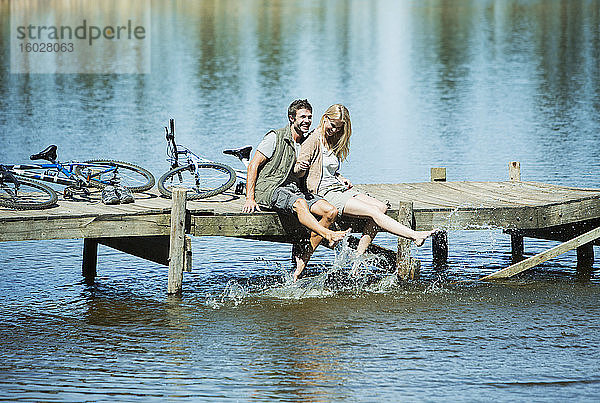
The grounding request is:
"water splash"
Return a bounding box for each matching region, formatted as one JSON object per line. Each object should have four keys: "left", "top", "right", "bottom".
{"left": 206, "top": 279, "right": 248, "bottom": 308}
{"left": 251, "top": 235, "right": 408, "bottom": 300}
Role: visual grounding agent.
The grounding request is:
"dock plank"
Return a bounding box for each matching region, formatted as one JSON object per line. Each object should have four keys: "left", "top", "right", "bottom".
{"left": 445, "top": 182, "right": 548, "bottom": 206}
{"left": 2, "top": 182, "right": 600, "bottom": 241}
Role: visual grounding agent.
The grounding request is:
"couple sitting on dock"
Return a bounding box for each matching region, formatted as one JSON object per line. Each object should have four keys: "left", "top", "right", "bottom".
{"left": 242, "top": 99, "right": 436, "bottom": 281}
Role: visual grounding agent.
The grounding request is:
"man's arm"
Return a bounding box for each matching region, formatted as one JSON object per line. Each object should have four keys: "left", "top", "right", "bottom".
{"left": 242, "top": 150, "right": 268, "bottom": 213}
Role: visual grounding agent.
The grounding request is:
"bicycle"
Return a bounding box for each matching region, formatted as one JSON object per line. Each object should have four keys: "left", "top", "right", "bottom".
{"left": 3, "top": 145, "right": 155, "bottom": 201}
{"left": 158, "top": 119, "right": 251, "bottom": 199}
{"left": 0, "top": 164, "right": 58, "bottom": 210}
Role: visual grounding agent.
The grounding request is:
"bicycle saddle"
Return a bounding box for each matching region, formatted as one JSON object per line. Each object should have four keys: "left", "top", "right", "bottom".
{"left": 30, "top": 145, "right": 58, "bottom": 162}
{"left": 223, "top": 145, "right": 252, "bottom": 161}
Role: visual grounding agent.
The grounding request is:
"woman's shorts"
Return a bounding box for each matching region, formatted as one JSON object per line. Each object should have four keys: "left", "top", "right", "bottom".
{"left": 322, "top": 186, "right": 361, "bottom": 217}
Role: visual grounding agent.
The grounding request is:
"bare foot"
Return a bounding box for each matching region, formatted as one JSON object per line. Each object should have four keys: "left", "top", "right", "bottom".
{"left": 348, "top": 251, "right": 362, "bottom": 277}
{"left": 325, "top": 228, "right": 351, "bottom": 248}
{"left": 413, "top": 228, "right": 440, "bottom": 247}
{"left": 291, "top": 259, "right": 304, "bottom": 282}
{"left": 349, "top": 262, "right": 362, "bottom": 278}
{"left": 292, "top": 268, "right": 302, "bottom": 282}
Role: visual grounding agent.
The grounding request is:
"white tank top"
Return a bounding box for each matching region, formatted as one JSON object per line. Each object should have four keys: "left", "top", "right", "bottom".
{"left": 319, "top": 143, "right": 342, "bottom": 193}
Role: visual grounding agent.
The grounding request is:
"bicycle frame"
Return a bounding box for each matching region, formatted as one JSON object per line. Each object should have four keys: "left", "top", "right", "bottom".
{"left": 165, "top": 120, "right": 248, "bottom": 182}
{"left": 6, "top": 161, "right": 121, "bottom": 189}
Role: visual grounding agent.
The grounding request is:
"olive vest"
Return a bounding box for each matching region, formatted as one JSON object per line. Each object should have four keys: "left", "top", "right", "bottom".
{"left": 255, "top": 125, "right": 298, "bottom": 207}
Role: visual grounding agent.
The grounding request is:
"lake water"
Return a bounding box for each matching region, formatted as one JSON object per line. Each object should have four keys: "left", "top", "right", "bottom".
{"left": 1, "top": 0, "right": 600, "bottom": 401}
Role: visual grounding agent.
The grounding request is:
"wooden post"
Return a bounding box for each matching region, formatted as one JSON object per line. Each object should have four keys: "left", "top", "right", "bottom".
{"left": 509, "top": 161, "right": 521, "bottom": 181}
{"left": 431, "top": 167, "right": 448, "bottom": 267}
{"left": 185, "top": 235, "right": 193, "bottom": 273}
{"left": 510, "top": 232, "right": 524, "bottom": 263}
{"left": 432, "top": 231, "right": 448, "bottom": 268}
{"left": 168, "top": 188, "right": 187, "bottom": 294}
{"left": 397, "top": 201, "right": 420, "bottom": 280}
{"left": 430, "top": 167, "right": 447, "bottom": 182}
{"left": 82, "top": 238, "right": 98, "bottom": 285}
{"left": 508, "top": 163, "right": 524, "bottom": 261}
{"left": 577, "top": 243, "right": 594, "bottom": 271}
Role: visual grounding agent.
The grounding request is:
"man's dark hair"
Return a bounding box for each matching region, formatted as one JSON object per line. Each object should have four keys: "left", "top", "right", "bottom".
{"left": 288, "top": 99, "right": 312, "bottom": 119}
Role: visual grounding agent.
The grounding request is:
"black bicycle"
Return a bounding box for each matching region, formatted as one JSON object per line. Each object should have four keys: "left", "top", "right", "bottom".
{"left": 158, "top": 119, "right": 251, "bottom": 199}
{"left": 3, "top": 145, "right": 155, "bottom": 201}
{"left": 0, "top": 164, "right": 58, "bottom": 210}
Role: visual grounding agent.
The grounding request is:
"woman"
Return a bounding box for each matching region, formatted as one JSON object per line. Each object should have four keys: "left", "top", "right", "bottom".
{"left": 294, "top": 104, "right": 436, "bottom": 272}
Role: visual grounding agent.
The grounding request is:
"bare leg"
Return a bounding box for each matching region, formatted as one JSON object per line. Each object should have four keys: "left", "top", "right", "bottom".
{"left": 344, "top": 193, "right": 437, "bottom": 247}
{"left": 292, "top": 199, "right": 349, "bottom": 281}
{"left": 291, "top": 241, "right": 310, "bottom": 281}
{"left": 348, "top": 218, "right": 379, "bottom": 277}
{"left": 354, "top": 195, "right": 387, "bottom": 254}
{"left": 350, "top": 197, "right": 385, "bottom": 276}
{"left": 293, "top": 199, "right": 348, "bottom": 247}
{"left": 356, "top": 219, "right": 378, "bottom": 255}
{"left": 351, "top": 194, "right": 385, "bottom": 256}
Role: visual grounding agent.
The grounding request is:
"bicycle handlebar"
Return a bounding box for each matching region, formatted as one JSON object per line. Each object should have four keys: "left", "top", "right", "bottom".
{"left": 165, "top": 118, "right": 182, "bottom": 168}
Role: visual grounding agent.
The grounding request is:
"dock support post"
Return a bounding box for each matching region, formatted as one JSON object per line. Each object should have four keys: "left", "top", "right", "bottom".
{"left": 185, "top": 235, "right": 193, "bottom": 273}
{"left": 577, "top": 243, "right": 594, "bottom": 272}
{"left": 509, "top": 161, "right": 521, "bottom": 181}
{"left": 508, "top": 162, "right": 524, "bottom": 262}
{"left": 168, "top": 188, "right": 187, "bottom": 294}
{"left": 432, "top": 231, "right": 448, "bottom": 268}
{"left": 430, "top": 167, "right": 447, "bottom": 182}
{"left": 397, "top": 201, "right": 420, "bottom": 280}
{"left": 511, "top": 232, "right": 524, "bottom": 262}
{"left": 431, "top": 167, "right": 448, "bottom": 268}
{"left": 82, "top": 238, "right": 98, "bottom": 285}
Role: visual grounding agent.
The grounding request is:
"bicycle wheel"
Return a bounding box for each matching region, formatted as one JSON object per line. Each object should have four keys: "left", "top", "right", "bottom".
{"left": 158, "top": 163, "right": 236, "bottom": 199}
{"left": 0, "top": 177, "right": 58, "bottom": 210}
{"left": 75, "top": 160, "right": 155, "bottom": 192}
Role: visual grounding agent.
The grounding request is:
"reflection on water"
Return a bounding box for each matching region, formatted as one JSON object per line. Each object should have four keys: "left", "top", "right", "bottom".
{"left": 1, "top": 0, "right": 600, "bottom": 401}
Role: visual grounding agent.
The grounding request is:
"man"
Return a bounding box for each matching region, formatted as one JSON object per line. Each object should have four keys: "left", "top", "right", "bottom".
{"left": 242, "top": 99, "right": 349, "bottom": 281}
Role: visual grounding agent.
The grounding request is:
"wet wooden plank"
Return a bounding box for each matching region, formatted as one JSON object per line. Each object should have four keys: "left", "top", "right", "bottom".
{"left": 481, "top": 226, "right": 600, "bottom": 280}
{"left": 414, "top": 205, "right": 541, "bottom": 231}
{"left": 0, "top": 213, "right": 171, "bottom": 241}
{"left": 190, "top": 213, "right": 285, "bottom": 237}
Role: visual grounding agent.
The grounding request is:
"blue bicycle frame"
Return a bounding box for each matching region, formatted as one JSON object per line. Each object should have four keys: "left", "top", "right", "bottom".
{"left": 7, "top": 161, "right": 118, "bottom": 188}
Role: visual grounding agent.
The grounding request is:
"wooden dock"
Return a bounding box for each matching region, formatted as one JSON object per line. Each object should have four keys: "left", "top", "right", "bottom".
{"left": 1, "top": 164, "right": 599, "bottom": 292}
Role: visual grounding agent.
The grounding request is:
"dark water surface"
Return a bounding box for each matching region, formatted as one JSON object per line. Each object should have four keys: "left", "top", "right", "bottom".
{"left": 1, "top": 0, "right": 600, "bottom": 401}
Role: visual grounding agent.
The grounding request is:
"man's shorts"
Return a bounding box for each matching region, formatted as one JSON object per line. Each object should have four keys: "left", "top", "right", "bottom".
{"left": 270, "top": 182, "right": 323, "bottom": 215}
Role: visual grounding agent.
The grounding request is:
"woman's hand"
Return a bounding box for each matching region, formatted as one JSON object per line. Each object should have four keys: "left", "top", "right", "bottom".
{"left": 294, "top": 160, "right": 310, "bottom": 175}
{"left": 339, "top": 175, "right": 352, "bottom": 189}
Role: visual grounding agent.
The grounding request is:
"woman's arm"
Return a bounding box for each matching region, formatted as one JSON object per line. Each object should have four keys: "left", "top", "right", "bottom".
{"left": 294, "top": 131, "right": 319, "bottom": 176}
{"left": 294, "top": 159, "right": 310, "bottom": 176}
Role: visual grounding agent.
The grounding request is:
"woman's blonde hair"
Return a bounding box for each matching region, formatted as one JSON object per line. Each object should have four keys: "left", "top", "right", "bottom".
{"left": 319, "top": 104, "right": 352, "bottom": 161}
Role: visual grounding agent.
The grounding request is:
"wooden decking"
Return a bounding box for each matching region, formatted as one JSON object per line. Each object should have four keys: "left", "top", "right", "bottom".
{"left": 1, "top": 181, "right": 600, "bottom": 242}
{"left": 1, "top": 179, "right": 599, "bottom": 292}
